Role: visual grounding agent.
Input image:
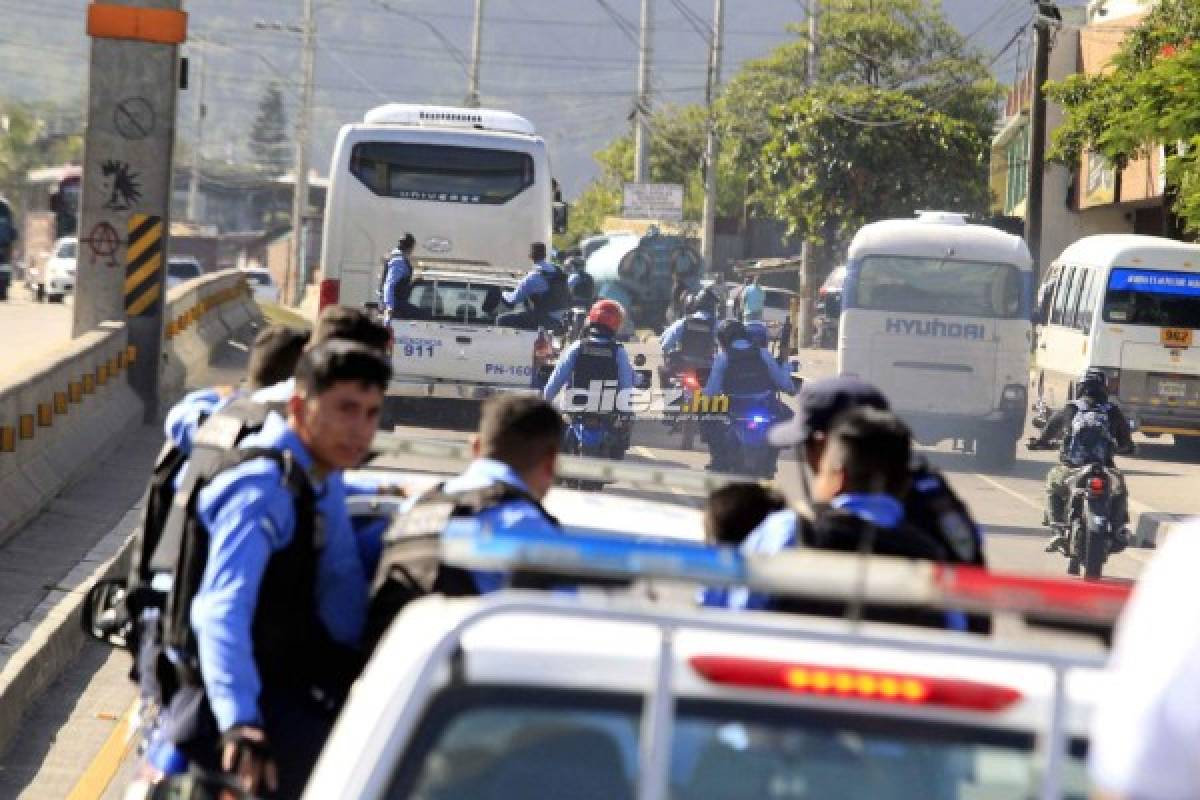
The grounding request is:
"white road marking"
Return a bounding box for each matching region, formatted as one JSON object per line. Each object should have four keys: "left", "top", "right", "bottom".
{"left": 972, "top": 473, "right": 1041, "bottom": 511}
{"left": 228, "top": 340, "right": 249, "bottom": 352}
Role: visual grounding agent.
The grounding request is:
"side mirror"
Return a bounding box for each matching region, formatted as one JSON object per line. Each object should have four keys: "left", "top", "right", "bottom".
{"left": 634, "top": 369, "right": 653, "bottom": 390}
{"left": 81, "top": 579, "right": 132, "bottom": 650}
{"left": 553, "top": 202, "right": 569, "bottom": 235}
{"left": 633, "top": 353, "right": 647, "bottom": 367}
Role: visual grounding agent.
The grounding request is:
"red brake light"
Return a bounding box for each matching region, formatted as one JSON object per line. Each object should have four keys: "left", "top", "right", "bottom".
{"left": 933, "top": 565, "right": 1131, "bottom": 619}
{"left": 318, "top": 278, "right": 340, "bottom": 310}
{"left": 1089, "top": 477, "right": 1107, "bottom": 495}
{"left": 690, "top": 656, "right": 1021, "bottom": 712}
{"left": 682, "top": 372, "right": 700, "bottom": 391}
{"left": 534, "top": 332, "right": 553, "bottom": 358}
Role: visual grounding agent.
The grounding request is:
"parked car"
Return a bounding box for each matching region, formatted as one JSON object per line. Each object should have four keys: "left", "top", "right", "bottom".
{"left": 761, "top": 286, "right": 798, "bottom": 341}
{"left": 27, "top": 236, "right": 77, "bottom": 302}
{"left": 165, "top": 257, "right": 204, "bottom": 291}
{"left": 240, "top": 267, "right": 281, "bottom": 304}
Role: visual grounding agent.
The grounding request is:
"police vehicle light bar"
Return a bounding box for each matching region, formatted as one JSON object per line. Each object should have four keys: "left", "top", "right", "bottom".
{"left": 441, "top": 524, "right": 1133, "bottom": 624}
{"left": 689, "top": 656, "right": 1023, "bottom": 712}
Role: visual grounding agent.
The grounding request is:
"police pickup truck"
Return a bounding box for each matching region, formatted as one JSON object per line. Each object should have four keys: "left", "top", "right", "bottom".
{"left": 301, "top": 439, "right": 1125, "bottom": 800}
{"left": 377, "top": 268, "right": 557, "bottom": 413}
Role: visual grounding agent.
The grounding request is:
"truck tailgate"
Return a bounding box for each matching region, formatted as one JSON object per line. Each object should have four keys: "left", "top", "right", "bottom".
{"left": 390, "top": 320, "right": 538, "bottom": 387}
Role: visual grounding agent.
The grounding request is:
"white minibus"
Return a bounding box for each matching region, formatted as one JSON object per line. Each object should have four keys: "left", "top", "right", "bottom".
{"left": 1033, "top": 234, "right": 1200, "bottom": 451}
{"left": 839, "top": 212, "right": 1034, "bottom": 468}
{"left": 319, "top": 104, "right": 564, "bottom": 311}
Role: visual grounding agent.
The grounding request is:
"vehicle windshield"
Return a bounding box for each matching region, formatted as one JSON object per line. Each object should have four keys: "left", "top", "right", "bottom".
{"left": 764, "top": 291, "right": 792, "bottom": 310}
{"left": 1103, "top": 267, "right": 1200, "bottom": 328}
{"left": 243, "top": 271, "right": 273, "bottom": 287}
{"left": 385, "top": 688, "right": 1090, "bottom": 800}
{"left": 56, "top": 240, "right": 77, "bottom": 259}
{"left": 409, "top": 279, "right": 513, "bottom": 323}
{"left": 350, "top": 142, "right": 534, "bottom": 205}
{"left": 168, "top": 261, "right": 201, "bottom": 279}
{"left": 855, "top": 256, "right": 1022, "bottom": 318}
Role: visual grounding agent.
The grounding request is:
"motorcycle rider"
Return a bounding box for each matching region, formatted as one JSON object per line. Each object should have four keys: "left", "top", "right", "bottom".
{"left": 701, "top": 319, "right": 795, "bottom": 472}
{"left": 567, "top": 257, "right": 595, "bottom": 306}
{"left": 497, "top": 242, "right": 571, "bottom": 331}
{"left": 543, "top": 299, "right": 635, "bottom": 459}
{"left": 1028, "top": 368, "right": 1136, "bottom": 555}
{"left": 658, "top": 286, "right": 720, "bottom": 387}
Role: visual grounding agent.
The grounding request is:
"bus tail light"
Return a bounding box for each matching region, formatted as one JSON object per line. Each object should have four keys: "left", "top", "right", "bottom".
{"left": 689, "top": 656, "right": 1021, "bottom": 712}
{"left": 318, "top": 279, "right": 340, "bottom": 310}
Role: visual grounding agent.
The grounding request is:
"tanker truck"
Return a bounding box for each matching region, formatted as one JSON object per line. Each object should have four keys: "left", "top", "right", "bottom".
{"left": 585, "top": 228, "right": 704, "bottom": 332}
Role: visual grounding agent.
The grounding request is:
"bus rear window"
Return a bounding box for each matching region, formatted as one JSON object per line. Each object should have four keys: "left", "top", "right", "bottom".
{"left": 1104, "top": 268, "right": 1200, "bottom": 327}
{"left": 854, "top": 256, "right": 1022, "bottom": 319}
{"left": 350, "top": 142, "right": 534, "bottom": 205}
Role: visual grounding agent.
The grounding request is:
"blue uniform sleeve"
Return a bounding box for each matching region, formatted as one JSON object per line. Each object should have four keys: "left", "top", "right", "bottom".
{"left": 616, "top": 346, "right": 635, "bottom": 391}
{"left": 702, "top": 510, "right": 799, "bottom": 611}
{"left": 472, "top": 501, "right": 562, "bottom": 592}
{"left": 760, "top": 349, "right": 796, "bottom": 394}
{"left": 351, "top": 516, "right": 390, "bottom": 577}
{"left": 192, "top": 467, "right": 295, "bottom": 732}
{"left": 543, "top": 342, "right": 581, "bottom": 402}
{"left": 503, "top": 270, "right": 547, "bottom": 306}
{"left": 660, "top": 320, "right": 684, "bottom": 353}
{"left": 311, "top": 479, "right": 368, "bottom": 647}
{"left": 164, "top": 388, "right": 228, "bottom": 455}
{"left": 382, "top": 256, "right": 409, "bottom": 309}
{"left": 704, "top": 353, "right": 728, "bottom": 396}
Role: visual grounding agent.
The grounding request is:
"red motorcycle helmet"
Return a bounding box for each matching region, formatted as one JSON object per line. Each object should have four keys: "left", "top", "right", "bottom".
{"left": 587, "top": 299, "right": 626, "bottom": 334}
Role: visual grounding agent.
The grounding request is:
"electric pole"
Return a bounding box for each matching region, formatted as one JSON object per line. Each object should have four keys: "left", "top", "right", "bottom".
{"left": 75, "top": 0, "right": 186, "bottom": 421}
{"left": 466, "top": 0, "right": 484, "bottom": 108}
{"left": 187, "top": 51, "right": 206, "bottom": 223}
{"left": 1025, "top": 3, "right": 1059, "bottom": 283}
{"left": 799, "top": 0, "right": 820, "bottom": 346}
{"left": 700, "top": 0, "right": 725, "bottom": 274}
{"left": 634, "top": 0, "right": 653, "bottom": 183}
{"left": 287, "top": 0, "right": 316, "bottom": 307}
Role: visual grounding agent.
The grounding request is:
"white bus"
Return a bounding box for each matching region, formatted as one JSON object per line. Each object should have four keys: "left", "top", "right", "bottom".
{"left": 319, "top": 104, "right": 566, "bottom": 311}
{"left": 1033, "top": 234, "right": 1200, "bottom": 452}
{"left": 839, "top": 212, "right": 1034, "bottom": 468}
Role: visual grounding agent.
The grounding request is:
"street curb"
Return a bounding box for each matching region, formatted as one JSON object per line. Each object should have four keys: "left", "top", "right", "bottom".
{"left": 0, "top": 506, "right": 139, "bottom": 758}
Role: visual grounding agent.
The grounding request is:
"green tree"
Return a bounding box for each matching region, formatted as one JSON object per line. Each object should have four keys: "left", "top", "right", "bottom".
{"left": 754, "top": 0, "right": 998, "bottom": 248}
{"left": 0, "top": 104, "right": 83, "bottom": 217}
{"left": 1047, "top": 0, "right": 1200, "bottom": 231}
{"left": 249, "top": 83, "right": 292, "bottom": 175}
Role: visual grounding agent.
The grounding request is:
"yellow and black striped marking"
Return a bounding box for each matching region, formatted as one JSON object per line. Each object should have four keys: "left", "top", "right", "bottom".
{"left": 125, "top": 214, "right": 163, "bottom": 317}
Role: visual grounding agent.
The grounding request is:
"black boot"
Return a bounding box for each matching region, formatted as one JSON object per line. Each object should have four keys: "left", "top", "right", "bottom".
{"left": 1044, "top": 530, "right": 1068, "bottom": 555}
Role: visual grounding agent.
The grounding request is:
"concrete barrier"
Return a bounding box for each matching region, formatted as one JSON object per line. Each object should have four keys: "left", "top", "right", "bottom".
{"left": 0, "top": 324, "right": 143, "bottom": 547}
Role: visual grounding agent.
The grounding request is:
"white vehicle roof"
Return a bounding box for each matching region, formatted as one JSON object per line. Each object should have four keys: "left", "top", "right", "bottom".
{"left": 849, "top": 214, "right": 1033, "bottom": 269}
{"left": 362, "top": 104, "right": 537, "bottom": 137}
{"left": 1053, "top": 233, "right": 1200, "bottom": 271}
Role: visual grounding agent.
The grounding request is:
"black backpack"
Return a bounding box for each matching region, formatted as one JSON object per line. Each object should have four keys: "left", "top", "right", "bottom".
{"left": 364, "top": 481, "right": 558, "bottom": 651}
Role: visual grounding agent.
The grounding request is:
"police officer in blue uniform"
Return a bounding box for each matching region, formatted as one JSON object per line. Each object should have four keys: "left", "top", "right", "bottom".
{"left": 163, "top": 342, "right": 391, "bottom": 797}
{"left": 381, "top": 233, "right": 423, "bottom": 320}
{"left": 659, "top": 287, "right": 719, "bottom": 387}
{"left": 497, "top": 242, "right": 571, "bottom": 330}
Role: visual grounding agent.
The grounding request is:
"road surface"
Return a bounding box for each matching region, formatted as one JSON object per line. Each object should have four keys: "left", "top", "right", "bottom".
{"left": 0, "top": 288, "right": 75, "bottom": 383}
{"left": 4, "top": 342, "right": 1198, "bottom": 799}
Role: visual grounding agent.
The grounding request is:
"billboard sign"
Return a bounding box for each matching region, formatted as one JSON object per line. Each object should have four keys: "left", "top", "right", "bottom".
{"left": 622, "top": 183, "right": 684, "bottom": 222}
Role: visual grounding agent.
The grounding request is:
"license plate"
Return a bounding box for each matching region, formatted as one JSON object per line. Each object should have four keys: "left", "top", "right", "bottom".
{"left": 1158, "top": 380, "right": 1188, "bottom": 399}
{"left": 1161, "top": 328, "right": 1193, "bottom": 348}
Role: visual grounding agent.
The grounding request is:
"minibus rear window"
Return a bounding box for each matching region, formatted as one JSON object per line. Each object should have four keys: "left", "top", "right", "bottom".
{"left": 855, "top": 256, "right": 1022, "bottom": 319}
{"left": 1104, "top": 268, "right": 1200, "bottom": 327}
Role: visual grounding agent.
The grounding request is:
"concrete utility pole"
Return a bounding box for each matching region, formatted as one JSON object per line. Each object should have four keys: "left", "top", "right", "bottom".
{"left": 634, "top": 0, "right": 653, "bottom": 183}
{"left": 186, "top": 50, "right": 206, "bottom": 223}
{"left": 700, "top": 0, "right": 725, "bottom": 273}
{"left": 75, "top": 0, "right": 186, "bottom": 422}
{"left": 287, "top": 0, "right": 316, "bottom": 307}
{"left": 1025, "top": 4, "right": 1059, "bottom": 283}
{"left": 466, "top": 0, "right": 484, "bottom": 108}
{"left": 799, "top": 0, "right": 820, "bottom": 346}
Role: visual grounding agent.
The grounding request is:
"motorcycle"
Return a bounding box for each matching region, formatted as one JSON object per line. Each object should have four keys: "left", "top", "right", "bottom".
{"left": 725, "top": 392, "right": 778, "bottom": 479}
{"left": 563, "top": 304, "right": 591, "bottom": 347}
{"left": 563, "top": 412, "right": 630, "bottom": 491}
{"left": 662, "top": 355, "right": 710, "bottom": 451}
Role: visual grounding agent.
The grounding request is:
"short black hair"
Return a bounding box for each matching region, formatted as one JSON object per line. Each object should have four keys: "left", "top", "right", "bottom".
{"left": 294, "top": 340, "right": 392, "bottom": 397}
{"left": 822, "top": 408, "right": 912, "bottom": 497}
{"left": 247, "top": 324, "right": 310, "bottom": 390}
{"left": 530, "top": 242, "right": 548, "bottom": 262}
{"left": 704, "top": 482, "right": 786, "bottom": 546}
{"left": 478, "top": 395, "right": 563, "bottom": 472}
{"left": 313, "top": 306, "right": 390, "bottom": 353}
